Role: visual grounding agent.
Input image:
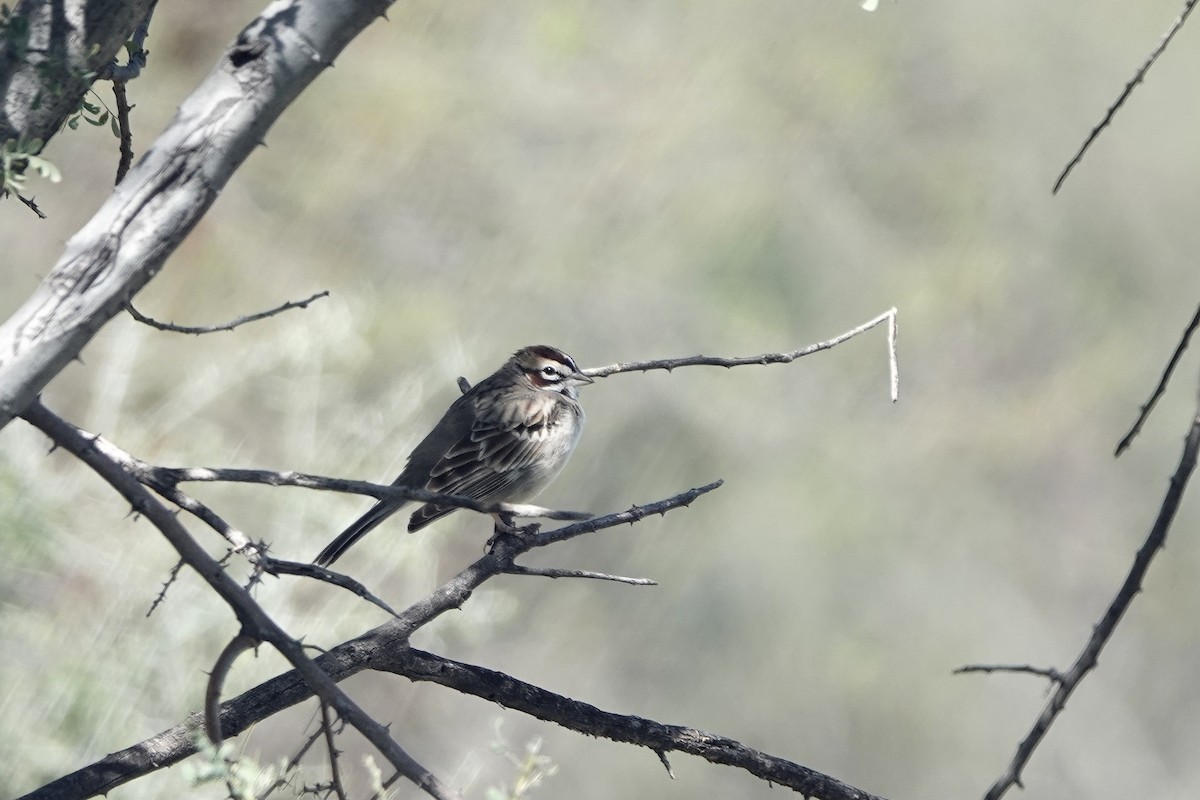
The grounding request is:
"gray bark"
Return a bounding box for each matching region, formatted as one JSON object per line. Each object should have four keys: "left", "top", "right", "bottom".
{"left": 0, "top": 0, "right": 390, "bottom": 430}
{"left": 0, "top": 0, "right": 155, "bottom": 145}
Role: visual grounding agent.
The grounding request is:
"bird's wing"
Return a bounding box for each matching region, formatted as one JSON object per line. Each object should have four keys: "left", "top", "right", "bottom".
{"left": 409, "top": 392, "right": 557, "bottom": 530}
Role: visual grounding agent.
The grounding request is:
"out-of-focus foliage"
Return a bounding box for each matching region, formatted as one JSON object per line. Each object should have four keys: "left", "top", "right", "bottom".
{"left": 4, "top": 1, "right": 1200, "bottom": 798}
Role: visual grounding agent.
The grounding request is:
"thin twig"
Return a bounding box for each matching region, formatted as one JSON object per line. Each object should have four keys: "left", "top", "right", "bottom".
{"left": 269, "top": 559, "right": 402, "bottom": 618}
{"left": 953, "top": 663, "right": 1065, "bottom": 684}
{"left": 126, "top": 290, "right": 331, "bottom": 334}
{"left": 12, "top": 191, "right": 47, "bottom": 218}
{"left": 112, "top": 81, "right": 134, "bottom": 184}
{"left": 1053, "top": 0, "right": 1200, "bottom": 194}
{"left": 320, "top": 701, "right": 349, "bottom": 800}
{"left": 974, "top": 402, "right": 1200, "bottom": 800}
{"left": 1115, "top": 302, "right": 1200, "bottom": 456}
{"left": 146, "top": 558, "right": 185, "bottom": 617}
{"left": 256, "top": 721, "right": 326, "bottom": 800}
{"left": 504, "top": 564, "right": 657, "bottom": 586}
{"left": 584, "top": 308, "right": 900, "bottom": 402}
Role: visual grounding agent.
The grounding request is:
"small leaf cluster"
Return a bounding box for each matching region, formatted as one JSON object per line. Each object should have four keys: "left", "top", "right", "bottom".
{"left": 64, "top": 92, "right": 119, "bottom": 136}
{"left": 1, "top": 137, "right": 61, "bottom": 197}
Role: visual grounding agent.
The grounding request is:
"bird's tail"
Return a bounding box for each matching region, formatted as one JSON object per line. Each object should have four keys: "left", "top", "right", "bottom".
{"left": 314, "top": 500, "right": 407, "bottom": 567}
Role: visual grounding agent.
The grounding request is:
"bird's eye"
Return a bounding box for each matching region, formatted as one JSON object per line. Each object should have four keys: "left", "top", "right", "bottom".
{"left": 541, "top": 366, "right": 558, "bottom": 377}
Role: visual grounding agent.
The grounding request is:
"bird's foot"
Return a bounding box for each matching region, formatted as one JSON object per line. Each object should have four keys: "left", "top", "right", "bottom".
{"left": 486, "top": 516, "right": 542, "bottom": 550}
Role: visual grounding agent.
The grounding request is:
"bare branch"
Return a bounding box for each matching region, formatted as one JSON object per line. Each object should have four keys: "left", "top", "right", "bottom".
{"left": 11, "top": 191, "right": 47, "bottom": 219}
{"left": 126, "top": 290, "right": 331, "bottom": 334}
{"left": 19, "top": 484, "right": 725, "bottom": 799}
{"left": 256, "top": 721, "right": 326, "bottom": 799}
{"left": 584, "top": 308, "right": 900, "bottom": 402}
{"left": 504, "top": 564, "right": 657, "bottom": 586}
{"left": 953, "top": 663, "right": 1065, "bottom": 684}
{"left": 319, "top": 701, "right": 349, "bottom": 800}
{"left": 268, "top": 559, "right": 401, "bottom": 618}
{"left": 146, "top": 558, "right": 185, "bottom": 617}
{"left": 1115, "top": 302, "right": 1200, "bottom": 456}
{"left": 973, "top": 398, "right": 1200, "bottom": 800}
{"left": 1053, "top": 0, "right": 1200, "bottom": 193}
{"left": 381, "top": 648, "right": 889, "bottom": 800}
{"left": 19, "top": 399, "right": 463, "bottom": 800}
{"left": 206, "top": 633, "right": 257, "bottom": 745}
{"left": 113, "top": 81, "right": 135, "bottom": 185}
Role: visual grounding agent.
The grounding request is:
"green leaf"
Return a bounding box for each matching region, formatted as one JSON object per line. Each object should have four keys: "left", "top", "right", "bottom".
{"left": 110, "top": 115, "right": 120, "bottom": 138}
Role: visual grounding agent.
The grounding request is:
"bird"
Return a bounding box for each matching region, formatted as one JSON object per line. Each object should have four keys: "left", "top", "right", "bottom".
{"left": 314, "top": 345, "right": 592, "bottom": 567}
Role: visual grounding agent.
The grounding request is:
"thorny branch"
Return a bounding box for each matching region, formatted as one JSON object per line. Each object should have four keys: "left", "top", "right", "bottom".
{"left": 585, "top": 307, "right": 899, "bottom": 401}
{"left": 1115, "top": 302, "right": 1200, "bottom": 456}
{"left": 19, "top": 399, "right": 464, "bottom": 800}
{"left": 15, "top": 321, "right": 901, "bottom": 800}
{"left": 126, "top": 291, "right": 331, "bottom": 334}
{"left": 1053, "top": 0, "right": 1200, "bottom": 193}
{"left": 967, "top": 378, "right": 1200, "bottom": 800}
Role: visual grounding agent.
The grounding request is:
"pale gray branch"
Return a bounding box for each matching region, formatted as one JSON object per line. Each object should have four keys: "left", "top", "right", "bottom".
{"left": 583, "top": 308, "right": 900, "bottom": 402}
{"left": 0, "top": 0, "right": 392, "bottom": 430}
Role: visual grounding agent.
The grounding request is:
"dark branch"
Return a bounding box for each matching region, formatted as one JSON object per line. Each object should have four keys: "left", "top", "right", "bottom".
{"left": 126, "top": 291, "right": 331, "bottom": 334}
{"left": 146, "top": 558, "right": 185, "bottom": 617}
{"left": 113, "top": 81, "right": 135, "bottom": 185}
{"left": 382, "top": 648, "right": 888, "bottom": 800}
{"left": 18, "top": 484, "right": 725, "bottom": 799}
{"left": 12, "top": 191, "right": 47, "bottom": 219}
{"left": 973, "top": 399, "right": 1200, "bottom": 800}
{"left": 953, "top": 663, "right": 1065, "bottom": 684}
{"left": 1115, "top": 302, "right": 1200, "bottom": 456}
{"left": 18, "top": 399, "right": 463, "bottom": 800}
{"left": 205, "top": 633, "right": 257, "bottom": 745}
{"left": 1053, "top": 0, "right": 1200, "bottom": 193}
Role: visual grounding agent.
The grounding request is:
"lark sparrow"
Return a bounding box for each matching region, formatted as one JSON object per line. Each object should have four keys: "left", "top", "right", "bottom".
{"left": 314, "top": 345, "right": 592, "bottom": 566}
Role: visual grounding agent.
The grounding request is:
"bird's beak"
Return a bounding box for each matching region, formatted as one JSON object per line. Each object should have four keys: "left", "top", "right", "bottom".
{"left": 569, "top": 370, "right": 595, "bottom": 386}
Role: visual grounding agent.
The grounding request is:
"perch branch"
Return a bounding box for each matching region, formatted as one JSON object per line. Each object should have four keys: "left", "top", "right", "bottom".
{"left": 584, "top": 308, "right": 899, "bottom": 402}
{"left": 19, "top": 483, "right": 723, "bottom": 800}
{"left": 19, "top": 399, "right": 463, "bottom": 800}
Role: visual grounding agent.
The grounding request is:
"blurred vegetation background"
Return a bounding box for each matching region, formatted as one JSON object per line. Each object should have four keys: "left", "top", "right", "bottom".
{"left": 5, "top": 0, "right": 1200, "bottom": 798}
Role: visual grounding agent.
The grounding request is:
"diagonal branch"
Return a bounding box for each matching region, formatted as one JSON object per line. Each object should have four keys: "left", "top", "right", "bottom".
{"left": 1115, "top": 302, "right": 1200, "bottom": 456}
{"left": 969, "top": 393, "right": 1200, "bottom": 800}
{"left": 1053, "top": 0, "right": 1200, "bottom": 193}
{"left": 18, "top": 483, "right": 725, "bottom": 800}
{"left": 18, "top": 398, "right": 462, "bottom": 800}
